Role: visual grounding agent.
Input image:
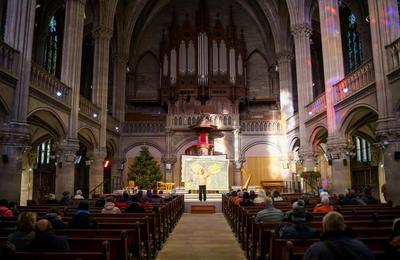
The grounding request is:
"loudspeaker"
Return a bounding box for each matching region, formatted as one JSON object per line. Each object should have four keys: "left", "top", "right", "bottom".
{"left": 394, "top": 151, "right": 400, "bottom": 160}
{"left": 1, "top": 154, "right": 8, "bottom": 163}
{"left": 328, "top": 159, "right": 332, "bottom": 166}
{"left": 343, "top": 159, "right": 348, "bottom": 166}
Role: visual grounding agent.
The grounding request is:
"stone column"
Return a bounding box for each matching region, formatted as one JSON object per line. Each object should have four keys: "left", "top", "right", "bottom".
{"left": 277, "top": 52, "right": 294, "bottom": 121}
{"left": 55, "top": 139, "right": 80, "bottom": 198}
{"left": 291, "top": 23, "right": 315, "bottom": 170}
{"left": 318, "top": 0, "right": 350, "bottom": 194}
{"left": 1, "top": 0, "right": 36, "bottom": 203}
{"left": 368, "top": 0, "right": 400, "bottom": 131}
{"left": 90, "top": 148, "right": 107, "bottom": 196}
{"left": 327, "top": 141, "right": 351, "bottom": 195}
{"left": 368, "top": 0, "right": 400, "bottom": 205}
{"left": 90, "top": 26, "right": 113, "bottom": 193}
{"left": 113, "top": 53, "right": 128, "bottom": 122}
{"left": 4, "top": 0, "right": 36, "bottom": 123}
{"left": 56, "top": 0, "right": 86, "bottom": 197}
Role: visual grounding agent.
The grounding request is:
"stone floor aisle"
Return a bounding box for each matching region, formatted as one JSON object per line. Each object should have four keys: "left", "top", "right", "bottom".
{"left": 156, "top": 213, "right": 246, "bottom": 260}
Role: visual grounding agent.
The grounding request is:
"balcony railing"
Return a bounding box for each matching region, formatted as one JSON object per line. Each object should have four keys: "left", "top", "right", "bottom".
{"left": 107, "top": 115, "right": 120, "bottom": 133}
{"left": 0, "top": 41, "right": 19, "bottom": 75}
{"left": 167, "top": 114, "right": 239, "bottom": 130}
{"left": 122, "top": 121, "right": 165, "bottom": 134}
{"left": 333, "top": 58, "right": 375, "bottom": 104}
{"left": 79, "top": 96, "right": 100, "bottom": 122}
{"left": 240, "top": 120, "right": 281, "bottom": 133}
{"left": 386, "top": 37, "right": 400, "bottom": 72}
{"left": 305, "top": 93, "right": 326, "bottom": 120}
{"left": 30, "top": 63, "right": 72, "bottom": 106}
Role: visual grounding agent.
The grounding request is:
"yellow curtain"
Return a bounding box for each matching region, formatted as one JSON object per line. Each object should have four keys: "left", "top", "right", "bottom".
{"left": 245, "top": 156, "right": 282, "bottom": 186}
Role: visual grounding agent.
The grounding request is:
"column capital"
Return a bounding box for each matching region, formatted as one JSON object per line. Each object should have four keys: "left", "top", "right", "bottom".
{"left": 276, "top": 51, "right": 294, "bottom": 63}
{"left": 92, "top": 26, "right": 113, "bottom": 40}
{"left": 291, "top": 23, "right": 312, "bottom": 39}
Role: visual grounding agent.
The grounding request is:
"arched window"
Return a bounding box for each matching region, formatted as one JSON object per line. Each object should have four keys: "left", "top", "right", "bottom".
{"left": 355, "top": 136, "right": 371, "bottom": 163}
{"left": 44, "top": 12, "right": 63, "bottom": 77}
{"left": 347, "top": 13, "right": 363, "bottom": 71}
{"left": 36, "top": 139, "right": 54, "bottom": 168}
{"left": 340, "top": 6, "right": 363, "bottom": 74}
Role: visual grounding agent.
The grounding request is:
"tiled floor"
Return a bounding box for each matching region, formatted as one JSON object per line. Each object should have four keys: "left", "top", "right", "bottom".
{"left": 156, "top": 213, "right": 246, "bottom": 260}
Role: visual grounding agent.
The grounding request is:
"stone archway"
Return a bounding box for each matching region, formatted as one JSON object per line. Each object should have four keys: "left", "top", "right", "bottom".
{"left": 341, "top": 106, "right": 380, "bottom": 199}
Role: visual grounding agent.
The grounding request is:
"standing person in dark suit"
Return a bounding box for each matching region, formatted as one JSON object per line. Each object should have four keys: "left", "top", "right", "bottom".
{"left": 198, "top": 169, "right": 208, "bottom": 201}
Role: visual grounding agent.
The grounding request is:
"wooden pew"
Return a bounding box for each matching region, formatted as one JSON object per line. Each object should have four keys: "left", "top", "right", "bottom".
{"left": 15, "top": 240, "right": 110, "bottom": 260}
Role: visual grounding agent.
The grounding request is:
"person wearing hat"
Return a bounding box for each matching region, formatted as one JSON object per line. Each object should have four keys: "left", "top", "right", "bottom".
{"left": 280, "top": 207, "right": 317, "bottom": 239}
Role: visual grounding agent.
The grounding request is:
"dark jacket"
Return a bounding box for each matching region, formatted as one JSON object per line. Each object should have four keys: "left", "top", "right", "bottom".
{"left": 280, "top": 221, "right": 317, "bottom": 239}
{"left": 44, "top": 213, "right": 66, "bottom": 229}
{"left": 7, "top": 231, "right": 35, "bottom": 251}
{"left": 27, "top": 232, "right": 70, "bottom": 252}
{"left": 303, "top": 231, "right": 374, "bottom": 260}
{"left": 125, "top": 203, "right": 145, "bottom": 213}
{"left": 69, "top": 210, "right": 97, "bottom": 229}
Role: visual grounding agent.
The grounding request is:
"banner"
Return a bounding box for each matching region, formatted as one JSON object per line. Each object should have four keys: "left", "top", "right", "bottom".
{"left": 181, "top": 155, "right": 229, "bottom": 190}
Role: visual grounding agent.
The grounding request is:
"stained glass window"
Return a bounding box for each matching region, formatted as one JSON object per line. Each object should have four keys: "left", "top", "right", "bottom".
{"left": 36, "top": 139, "right": 53, "bottom": 167}
{"left": 398, "top": 0, "right": 400, "bottom": 16}
{"left": 355, "top": 136, "right": 371, "bottom": 163}
{"left": 44, "top": 13, "right": 63, "bottom": 77}
{"left": 347, "top": 13, "right": 363, "bottom": 71}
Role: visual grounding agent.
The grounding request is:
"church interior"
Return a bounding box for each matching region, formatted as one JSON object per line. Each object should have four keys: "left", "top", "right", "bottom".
{"left": 0, "top": 0, "right": 400, "bottom": 259}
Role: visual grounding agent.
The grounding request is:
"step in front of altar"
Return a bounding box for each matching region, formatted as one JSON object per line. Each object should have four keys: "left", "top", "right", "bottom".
{"left": 191, "top": 205, "right": 215, "bottom": 214}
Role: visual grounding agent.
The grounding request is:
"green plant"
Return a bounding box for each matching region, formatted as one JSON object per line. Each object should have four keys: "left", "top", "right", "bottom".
{"left": 300, "top": 171, "right": 321, "bottom": 179}
{"left": 128, "top": 147, "right": 161, "bottom": 189}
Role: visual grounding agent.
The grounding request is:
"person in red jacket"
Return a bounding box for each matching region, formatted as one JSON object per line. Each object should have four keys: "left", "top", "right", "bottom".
{"left": 0, "top": 200, "right": 13, "bottom": 217}
{"left": 313, "top": 197, "right": 334, "bottom": 214}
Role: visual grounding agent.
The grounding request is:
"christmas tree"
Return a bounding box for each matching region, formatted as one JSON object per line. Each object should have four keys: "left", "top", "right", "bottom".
{"left": 128, "top": 147, "right": 161, "bottom": 189}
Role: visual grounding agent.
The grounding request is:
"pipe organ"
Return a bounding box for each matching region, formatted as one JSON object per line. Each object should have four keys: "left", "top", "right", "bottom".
{"left": 160, "top": 1, "right": 246, "bottom": 112}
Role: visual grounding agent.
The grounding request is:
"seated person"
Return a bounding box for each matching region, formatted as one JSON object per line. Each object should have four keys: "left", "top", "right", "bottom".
{"left": 46, "top": 193, "right": 58, "bottom": 204}
{"left": 94, "top": 197, "right": 106, "bottom": 208}
{"left": 7, "top": 212, "right": 36, "bottom": 251}
{"left": 284, "top": 199, "right": 313, "bottom": 222}
{"left": 271, "top": 190, "right": 284, "bottom": 201}
{"left": 385, "top": 217, "right": 400, "bottom": 260}
{"left": 139, "top": 197, "right": 153, "bottom": 209}
{"left": 101, "top": 197, "right": 121, "bottom": 214}
{"left": 125, "top": 202, "right": 146, "bottom": 213}
{"left": 313, "top": 197, "right": 334, "bottom": 214}
{"left": 280, "top": 207, "right": 317, "bottom": 239}
{"left": 69, "top": 200, "right": 97, "bottom": 229}
{"left": 230, "top": 191, "right": 239, "bottom": 201}
{"left": 59, "top": 191, "right": 70, "bottom": 205}
{"left": 28, "top": 219, "right": 70, "bottom": 252}
{"left": 114, "top": 195, "right": 129, "bottom": 209}
{"left": 254, "top": 190, "right": 267, "bottom": 204}
{"left": 249, "top": 190, "right": 257, "bottom": 201}
{"left": 151, "top": 188, "right": 163, "bottom": 204}
{"left": 255, "top": 197, "right": 283, "bottom": 223}
{"left": 240, "top": 192, "right": 255, "bottom": 206}
{"left": 44, "top": 208, "right": 66, "bottom": 229}
{"left": 304, "top": 211, "right": 374, "bottom": 260}
{"left": 73, "top": 189, "right": 84, "bottom": 199}
{"left": 0, "top": 199, "right": 13, "bottom": 217}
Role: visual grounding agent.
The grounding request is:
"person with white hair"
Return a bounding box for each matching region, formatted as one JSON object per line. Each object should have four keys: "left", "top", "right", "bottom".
{"left": 73, "top": 190, "right": 84, "bottom": 199}
{"left": 255, "top": 197, "right": 283, "bottom": 223}
{"left": 313, "top": 196, "right": 334, "bottom": 214}
{"left": 304, "top": 211, "right": 374, "bottom": 260}
{"left": 253, "top": 189, "right": 267, "bottom": 204}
